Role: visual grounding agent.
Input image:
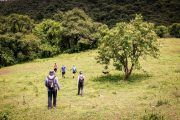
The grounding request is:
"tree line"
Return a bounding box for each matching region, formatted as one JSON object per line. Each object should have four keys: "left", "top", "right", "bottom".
{"left": 0, "top": 8, "right": 179, "bottom": 68}
{"left": 0, "top": 8, "right": 104, "bottom": 67}
{"left": 0, "top": 0, "right": 180, "bottom": 27}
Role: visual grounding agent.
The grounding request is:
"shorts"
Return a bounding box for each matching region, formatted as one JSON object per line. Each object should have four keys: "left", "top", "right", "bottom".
{"left": 73, "top": 71, "right": 76, "bottom": 74}
{"left": 54, "top": 68, "right": 57, "bottom": 72}
{"left": 62, "top": 72, "right": 65, "bottom": 75}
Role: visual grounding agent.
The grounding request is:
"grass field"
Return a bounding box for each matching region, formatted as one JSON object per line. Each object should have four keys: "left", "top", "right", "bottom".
{"left": 0, "top": 38, "right": 180, "bottom": 120}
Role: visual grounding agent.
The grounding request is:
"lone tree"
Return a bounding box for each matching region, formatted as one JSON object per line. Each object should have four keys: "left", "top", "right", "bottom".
{"left": 97, "top": 15, "right": 159, "bottom": 80}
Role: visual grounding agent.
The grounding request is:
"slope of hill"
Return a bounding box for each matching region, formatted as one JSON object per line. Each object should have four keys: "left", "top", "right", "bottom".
{"left": 0, "top": 38, "right": 180, "bottom": 119}
{"left": 0, "top": 0, "right": 180, "bottom": 27}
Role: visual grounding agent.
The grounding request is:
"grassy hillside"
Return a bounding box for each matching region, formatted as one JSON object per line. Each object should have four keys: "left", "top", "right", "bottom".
{"left": 0, "top": 38, "right": 180, "bottom": 120}
{"left": 0, "top": 0, "right": 180, "bottom": 26}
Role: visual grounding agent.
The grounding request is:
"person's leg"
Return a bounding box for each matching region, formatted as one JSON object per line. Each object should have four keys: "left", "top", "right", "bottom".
{"left": 53, "top": 90, "right": 57, "bottom": 108}
{"left": 73, "top": 73, "right": 74, "bottom": 78}
{"left": 78, "top": 83, "right": 80, "bottom": 95}
{"left": 80, "top": 84, "right": 84, "bottom": 96}
{"left": 48, "top": 91, "right": 53, "bottom": 109}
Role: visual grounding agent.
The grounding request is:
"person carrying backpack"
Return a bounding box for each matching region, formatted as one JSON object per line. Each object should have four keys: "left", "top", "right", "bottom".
{"left": 71, "top": 65, "right": 77, "bottom": 78}
{"left": 77, "top": 71, "right": 84, "bottom": 96}
{"left": 45, "top": 71, "right": 60, "bottom": 109}
{"left": 61, "top": 65, "right": 66, "bottom": 78}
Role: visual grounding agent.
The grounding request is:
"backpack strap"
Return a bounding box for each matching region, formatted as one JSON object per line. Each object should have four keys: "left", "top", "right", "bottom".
{"left": 47, "top": 76, "right": 56, "bottom": 83}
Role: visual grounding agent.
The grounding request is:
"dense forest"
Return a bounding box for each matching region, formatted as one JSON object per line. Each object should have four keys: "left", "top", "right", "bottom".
{"left": 0, "top": 0, "right": 180, "bottom": 27}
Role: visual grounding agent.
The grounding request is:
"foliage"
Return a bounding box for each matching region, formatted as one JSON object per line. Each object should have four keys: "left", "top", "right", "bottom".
{"left": 155, "top": 25, "right": 168, "bottom": 38}
{"left": 156, "top": 99, "right": 169, "bottom": 107}
{"left": 0, "top": 33, "right": 40, "bottom": 67}
{"left": 0, "top": 0, "right": 179, "bottom": 27}
{"left": 0, "top": 10, "right": 103, "bottom": 67}
{"left": 33, "top": 19, "right": 63, "bottom": 56}
{"left": 142, "top": 112, "right": 164, "bottom": 120}
{"left": 53, "top": 8, "right": 101, "bottom": 53}
{"left": 169, "top": 23, "right": 180, "bottom": 38}
{"left": 0, "top": 14, "right": 34, "bottom": 34}
{"left": 0, "top": 16, "right": 7, "bottom": 34}
{"left": 0, "top": 112, "right": 9, "bottom": 120}
{"left": 97, "top": 15, "right": 159, "bottom": 80}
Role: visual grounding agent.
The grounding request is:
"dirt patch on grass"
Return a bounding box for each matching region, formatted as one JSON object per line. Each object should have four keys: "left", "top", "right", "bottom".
{"left": 0, "top": 69, "right": 12, "bottom": 75}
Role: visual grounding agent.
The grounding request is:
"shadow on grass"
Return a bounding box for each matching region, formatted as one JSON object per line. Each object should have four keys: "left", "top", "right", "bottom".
{"left": 92, "top": 73, "right": 151, "bottom": 84}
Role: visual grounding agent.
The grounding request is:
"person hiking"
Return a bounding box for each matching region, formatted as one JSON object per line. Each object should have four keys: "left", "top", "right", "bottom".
{"left": 61, "top": 65, "right": 66, "bottom": 78}
{"left": 77, "top": 71, "right": 84, "bottom": 96}
{"left": 71, "top": 65, "right": 77, "bottom": 78}
{"left": 45, "top": 71, "right": 60, "bottom": 109}
{"left": 54, "top": 63, "right": 58, "bottom": 73}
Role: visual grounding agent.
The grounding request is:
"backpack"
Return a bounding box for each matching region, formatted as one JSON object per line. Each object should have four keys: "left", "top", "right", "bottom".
{"left": 72, "top": 67, "right": 76, "bottom": 73}
{"left": 79, "top": 75, "right": 84, "bottom": 84}
{"left": 47, "top": 76, "right": 56, "bottom": 90}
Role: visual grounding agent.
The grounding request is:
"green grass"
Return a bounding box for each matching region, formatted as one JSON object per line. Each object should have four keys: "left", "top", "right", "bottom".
{"left": 0, "top": 38, "right": 180, "bottom": 120}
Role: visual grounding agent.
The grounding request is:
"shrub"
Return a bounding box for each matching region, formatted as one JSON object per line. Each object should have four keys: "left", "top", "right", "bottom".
{"left": 33, "top": 19, "right": 63, "bottom": 54}
{"left": 169, "top": 23, "right": 180, "bottom": 38}
{"left": 0, "top": 46, "right": 15, "bottom": 67}
{"left": 0, "top": 112, "right": 9, "bottom": 120}
{"left": 155, "top": 25, "right": 168, "bottom": 38}
{"left": 142, "top": 111, "right": 165, "bottom": 120}
{"left": 39, "top": 44, "right": 58, "bottom": 58}
{"left": 0, "top": 33, "right": 41, "bottom": 67}
{"left": 156, "top": 99, "right": 169, "bottom": 107}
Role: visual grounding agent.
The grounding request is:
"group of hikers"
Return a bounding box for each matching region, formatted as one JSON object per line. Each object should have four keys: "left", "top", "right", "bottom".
{"left": 45, "top": 63, "right": 85, "bottom": 109}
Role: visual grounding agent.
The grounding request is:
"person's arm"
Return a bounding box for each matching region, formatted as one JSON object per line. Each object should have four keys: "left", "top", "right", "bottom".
{"left": 77, "top": 76, "right": 79, "bottom": 85}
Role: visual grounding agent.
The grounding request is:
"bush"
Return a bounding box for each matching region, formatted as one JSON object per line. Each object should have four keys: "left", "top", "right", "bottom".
{"left": 169, "top": 23, "right": 180, "bottom": 38}
{"left": 33, "top": 19, "right": 63, "bottom": 54}
{"left": 39, "top": 44, "right": 59, "bottom": 58}
{"left": 0, "top": 46, "right": 15, "bottom": 67}
{"left": 0, "top": 112, "right": 9, "bottom": 120}
{"left": 156, "top": 99, "right": 169, "bottom": 107}
{"left": 155, "top": 25, "right": 168, "bottom": 38}
{"left": 0, "top": 33, "right": 41, "bottom": 67}
{"left": 77, "top": 38, "right": 92, "bottom": 51}
{"left": 142, "top": 113, "right": 164, "bottom": 120}
{"left": 18, "top": 34, "right": 41, "bottom": 61}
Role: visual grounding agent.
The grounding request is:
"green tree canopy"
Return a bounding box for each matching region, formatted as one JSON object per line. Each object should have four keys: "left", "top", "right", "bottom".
{"left": 33, "top": 19, "right": 63, "bottom": 56}
{"left": 97, "top": 15, "right": 159, "bottom": 80}
{"left": 155, "top": 25, "right": 168, "bottom": 38}
{"left": 53, "top": 8, "right": 101, "bottom": 52}
{"left": 169, "top": 23, "right": 180, "bottom": 38}
{"left": 6, "top": 14, "right": 34, "bottom": 33}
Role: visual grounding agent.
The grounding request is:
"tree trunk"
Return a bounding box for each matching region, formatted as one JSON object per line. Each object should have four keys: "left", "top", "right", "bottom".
{"left": 124, "top": 63, "right": 134, "bottom": 80}
{"left": 124, "top": 71, "right": 130, "bottom": 80}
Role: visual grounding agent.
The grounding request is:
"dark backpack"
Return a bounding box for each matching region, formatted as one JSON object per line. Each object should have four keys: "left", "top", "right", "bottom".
{"left": 47, "top": 76, "right": 56, "bottom": 90}
{"left": 79, "top": 75, "right": 84, "bottom": 84}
